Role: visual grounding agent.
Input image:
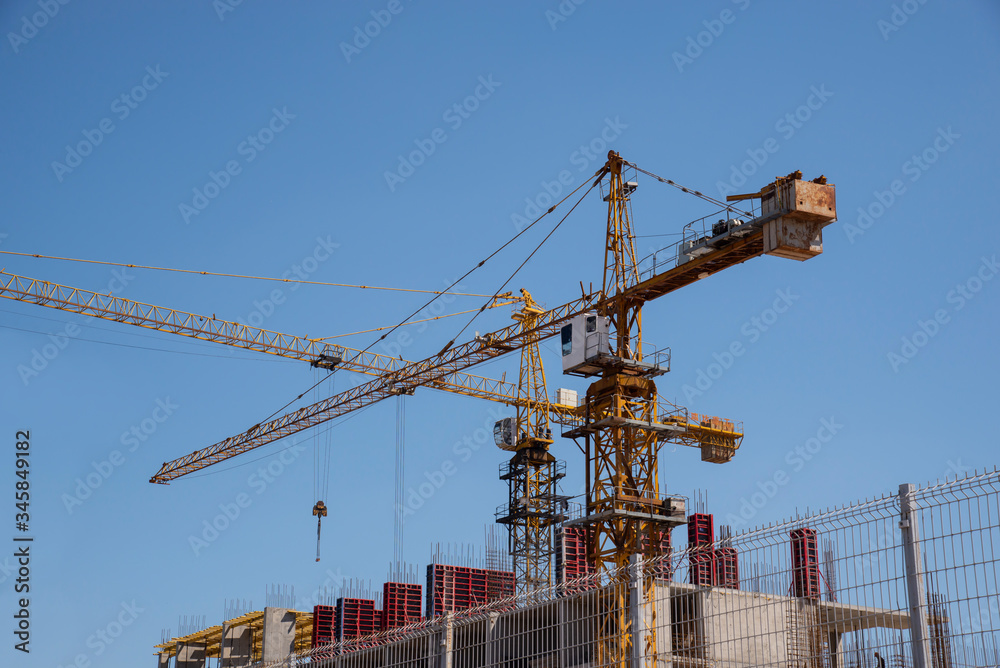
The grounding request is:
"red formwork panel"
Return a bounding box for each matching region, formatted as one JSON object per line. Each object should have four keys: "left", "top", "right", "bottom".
{"left": 381, "top": 582, "right": 422, "bottom": 630}
{"left": 688, "top": 513, "right": 716, "bottom": 586}
{"left": 312, "top": 604, "right": 336, "bottom": 649}
{"left": 426, "top": 564, "right": 516, "bottom": 618}
{"left": 687, "top": 513, "right": 714, "bottom": 548}
{"left": 791, "top": 528, "right": 820, "bottom": 599}
{"left": 690, "top": 550, "right": 716, "bottom": 586}
{"left": 715, "top": 547, "right": 739, "bottom": 589}
{"left": 556, "top": 526, "right": 592, "bottom": 587}
{"left": 336, "top": 598, "right": 378, "bottom": 641}
{"left": 485, "top": 569, "right": 515, "bottom": 607}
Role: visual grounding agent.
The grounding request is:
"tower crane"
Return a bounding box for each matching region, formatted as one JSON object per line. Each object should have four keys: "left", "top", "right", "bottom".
{"left": 0, "top": 151, "right": 837, "bottom": 666}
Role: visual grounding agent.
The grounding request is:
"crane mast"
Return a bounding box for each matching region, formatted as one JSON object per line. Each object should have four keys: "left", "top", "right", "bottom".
{"left": 495, "top": 289, "right": 567, "bottom": 595}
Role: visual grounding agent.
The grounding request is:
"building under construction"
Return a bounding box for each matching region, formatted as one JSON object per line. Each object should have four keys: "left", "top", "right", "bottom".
{"left": 3, "top": 153, "right": 998, "bottom": 666}
{"left": 153, "top": 469, "right": 1000, "bottom": 667}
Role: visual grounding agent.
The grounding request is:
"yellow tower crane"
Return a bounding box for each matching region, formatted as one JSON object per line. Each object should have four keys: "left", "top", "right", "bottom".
{"left": 0, "top": 151, "right": 837, "bottom": 667}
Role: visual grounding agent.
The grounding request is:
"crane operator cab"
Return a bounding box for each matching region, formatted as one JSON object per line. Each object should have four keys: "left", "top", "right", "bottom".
{"left": 561, "top": 313, "right": 610, "bottom": 377}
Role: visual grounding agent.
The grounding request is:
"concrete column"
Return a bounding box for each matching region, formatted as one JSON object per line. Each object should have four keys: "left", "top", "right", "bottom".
{"left": 221, "top": 623, "right": 252, "bottom": 668}
{"left": 828, "top": 631, "right": 843, "bottom": 668}
{"left": 157, "top": 652, "right": 171, "bottom": 668}
{"left": 484, "top": 612, "right": 498, "bottom": 667}
{"left": 899, "top": 483, "right": 932, "bottom": 668}
{"left": 262, "top": 607, "right": 296, "bottom": 664}
{"left": 176, "top": 643, "right": 207, "bottom": 668}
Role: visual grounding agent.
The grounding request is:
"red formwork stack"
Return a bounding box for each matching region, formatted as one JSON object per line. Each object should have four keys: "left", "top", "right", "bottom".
{"left": 556, "top": 526, "right": 593, "bottom": 586}
{"left": 486, "top": 568, "right": 515, "bottom": 604}
{"left": 312, "top": 604, "right": 336, "bottom": 650}
{"left": 336, "top": 598, "right": 379, "bottom": 641}
{"left": 688, "top": 513, "right": 715, "bottom": 586}
{"left": 426, "top": 564, "right": 515, "bottom": 618}
{"left": 791, "top": 527, "right": 820, "bottom": 599}
{"left": 381, "top": 582, "right": 422, "bottom": 631}
{"left": 714, "top": 547, "right": 739, "bottom": 589}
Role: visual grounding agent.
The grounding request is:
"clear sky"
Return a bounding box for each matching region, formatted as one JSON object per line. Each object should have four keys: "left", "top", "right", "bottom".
{"left": 2, "top": 2, "right": 999, "bottom": 666}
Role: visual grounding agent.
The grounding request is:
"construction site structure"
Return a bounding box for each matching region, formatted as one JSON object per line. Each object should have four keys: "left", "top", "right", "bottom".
{"left": 0, "top": 153, "right": 839, "bottom": 667}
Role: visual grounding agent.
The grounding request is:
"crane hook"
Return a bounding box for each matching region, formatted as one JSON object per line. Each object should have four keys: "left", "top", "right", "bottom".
{"left": 312, "top": 500, "right": 328, "bottom": 562}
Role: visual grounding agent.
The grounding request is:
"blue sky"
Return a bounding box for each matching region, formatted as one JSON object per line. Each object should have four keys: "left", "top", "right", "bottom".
{"left": 2, "top": 2, "right": 999, "bottom": 666}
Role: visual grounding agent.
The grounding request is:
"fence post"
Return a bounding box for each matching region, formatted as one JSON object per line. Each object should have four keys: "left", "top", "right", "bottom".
{"left": 629, "top": 554, "right": 650, "bottom": 668}
{"left": 899, "top": 483, "right": 931, "bottom": 668}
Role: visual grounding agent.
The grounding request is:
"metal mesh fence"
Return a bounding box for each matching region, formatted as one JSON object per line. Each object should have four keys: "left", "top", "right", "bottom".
{"left": 244, "top": 469, "right": 1000, "bottom": 668}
